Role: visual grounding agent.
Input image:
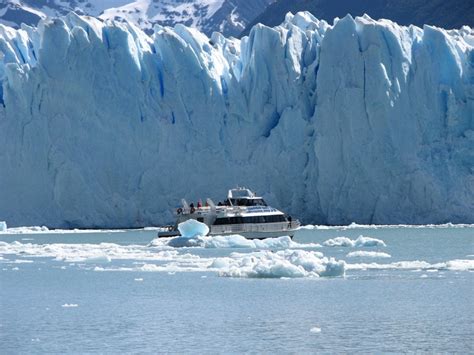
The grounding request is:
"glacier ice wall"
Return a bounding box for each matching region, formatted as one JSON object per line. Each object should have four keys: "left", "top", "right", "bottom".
{"left": 0, "top": 12, "right": 472, "bottom": 227}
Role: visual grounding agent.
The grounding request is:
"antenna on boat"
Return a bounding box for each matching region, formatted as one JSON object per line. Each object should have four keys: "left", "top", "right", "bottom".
{"left": 181, "top": 199, "right": 190, "bottom": 213}
{"left": 206, "top": 198, "right": 216, "bottom": 213}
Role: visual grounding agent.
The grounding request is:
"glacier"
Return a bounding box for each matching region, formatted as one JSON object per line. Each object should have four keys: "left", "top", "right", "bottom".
{"left": 0, "top": 11, "right": 472, "bottom": 228}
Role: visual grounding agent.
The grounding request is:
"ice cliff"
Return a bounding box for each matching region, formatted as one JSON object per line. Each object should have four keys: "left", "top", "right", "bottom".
{"left": 0, "top": 12, "right": 472, "bottom": 227}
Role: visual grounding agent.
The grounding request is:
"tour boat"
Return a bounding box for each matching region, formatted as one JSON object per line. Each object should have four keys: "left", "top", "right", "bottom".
{"left": 158, "top": 187, "right": 300, "bottom": 239}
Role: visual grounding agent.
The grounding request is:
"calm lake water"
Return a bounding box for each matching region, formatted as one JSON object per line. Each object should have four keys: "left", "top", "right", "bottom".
{"left": 1, "top": 225, "right": 473, "bottom": 353}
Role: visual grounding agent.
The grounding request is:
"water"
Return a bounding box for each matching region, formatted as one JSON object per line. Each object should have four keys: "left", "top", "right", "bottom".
{"left": 1, "top": 225, "right": 473, "bottom": 353}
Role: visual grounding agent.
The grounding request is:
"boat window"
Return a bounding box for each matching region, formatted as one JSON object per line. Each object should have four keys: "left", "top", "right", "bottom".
{"left": 264, "top": 215, "right": 286, "bottom": 223}
{"left": 252, "top": 199, "right": 267, "bottom": 206}
{"left": 229, "top": 198, "right": 268, "bottom": 206}
{"left": 213, "top": 215, "right": 286, "bottom": 225}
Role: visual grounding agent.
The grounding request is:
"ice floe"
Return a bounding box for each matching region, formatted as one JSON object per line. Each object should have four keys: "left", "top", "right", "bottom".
{"left": 81, "top": 255, "right": 112, "bottom": 263}
{"left": 213, "top": 250, "right": 345, "bottom": 278}
{"left": 61, "top": 304, "right": 79, "bottom": 308}
{"left": 346, "top": 259, "right": 474, "bottom": 271}
{"left": 323, "top": 235, "right": 386, "bottom": 247}
{"left": 149, "top": 234, "right": 321, "bottom": 249}
{"left": 1, "top": 237, "right": 472, "bottom": 279}
{"left": 0, "top": 240, "right": 190, "bottom": 263}
{"left": 0, "top": 226, "right": 163, "bottom": 234}
{"left": 346, "top": 251, "right": 391, "bottom": 258}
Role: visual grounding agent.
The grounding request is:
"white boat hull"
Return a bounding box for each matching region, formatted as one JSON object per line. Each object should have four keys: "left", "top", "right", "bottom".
{"left": 209, "top": 229, "right": 297, "bottom": 239}
{"left": 158, "top": 221, "right": 300, "bottom": 239}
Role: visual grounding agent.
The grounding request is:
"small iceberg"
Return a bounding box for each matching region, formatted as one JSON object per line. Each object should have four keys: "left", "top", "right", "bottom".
{"left": 81, "top": 255, "right": 112, "bottom": 263}
{"left": 214, "top": 249, "right": 346, "bottom": 278}
{"left": 323, "top": 235, "right": 386, "bottom": 247}
{"left": 163, "top": 219, "right": 210, "bottom": 247}
{"left": 346, "top": 251, "right": 391, "bottom": 258}
{"left": 178, "top": 219, "right": 209, "bottom": 238}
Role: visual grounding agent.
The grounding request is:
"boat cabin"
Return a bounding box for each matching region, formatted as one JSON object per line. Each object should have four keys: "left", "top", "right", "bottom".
{"left": 226, "top": 187, "right": 267, "bottom": 207}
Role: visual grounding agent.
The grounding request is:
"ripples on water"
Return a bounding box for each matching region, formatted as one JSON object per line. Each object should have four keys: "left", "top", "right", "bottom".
{"left": 0, "top": 225, "right": 473, "bottom": 353}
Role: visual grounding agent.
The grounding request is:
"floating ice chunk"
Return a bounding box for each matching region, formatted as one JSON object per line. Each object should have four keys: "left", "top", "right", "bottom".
{"left": 436, "top": 259, "right": 474, "bottom": 271}
{"left": 178, "top": 219, "right": 209, "bottom": 238}
{"left": 166, "top": 236, "right": 204, "bottom": 248}
{"left": 0, "top": 240, "right": 183, "bottom": 262}
{"left": 81, "top": 255, "right": 111, "bottom": 263}
{"left": 61, "top": 304, "right": 78, "bottom": 308}
{"left": 0, "top": 221, "right": 6, "bottom": 231}
{"left": 346, "top": 251, "right": 391, "bottom": 258}
{"left": 151, "top": 235, "right": 321, "bottom": 249}
{"left": 216, "top": 249, "right": 345, "bottom": 278}
{"left": 139, "top": 264, "right": 163, "bottom": 271}
{"left": 354, "top": 236, "right": 386, "bottom": 247}
{"left": 2, "top": 226, "right": 50, "bottom": 234}
{"left": 310, "top": 327, "right": 321, "bottom": 333}
{"left": 204, "top": 235, "right": 303, "bottom": 249}
{"left": 203, "top": 235, "right": 259, "bottom": 248}
{"left": 134, "top": 278, "right": 143, "bottom": 281}
{"left": 323, "top": 235, "right": 386, "bottom": 247}
{"left": 346, "top": 259, "right": 474, "bottom": 271}
{"left": 323, "top": 237, "right": 354, "bottom": 247}
{"left": 320, "top": 258, "right": 346, "bottom": 277}
{"left": 347, "top": 260, "right": 432, "bottom": 270}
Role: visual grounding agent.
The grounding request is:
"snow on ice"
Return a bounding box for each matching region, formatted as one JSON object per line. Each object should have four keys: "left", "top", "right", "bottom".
{"left": 0, "top": 12, "right": 472, "bottom": 228}
{"left": 148, "top": 234, "right": 322, "bottom": 249}
{"left": 212, "top": 249, "right": 346, "bottom": 278}
{"left": 0, "top": 238, "right": 473, "bottom": 277}
{"left": 346, "top": 251, "right": 391, "bottom": 258}
{"left": 323, "top": 235, "right": 387, "bottom": 247}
